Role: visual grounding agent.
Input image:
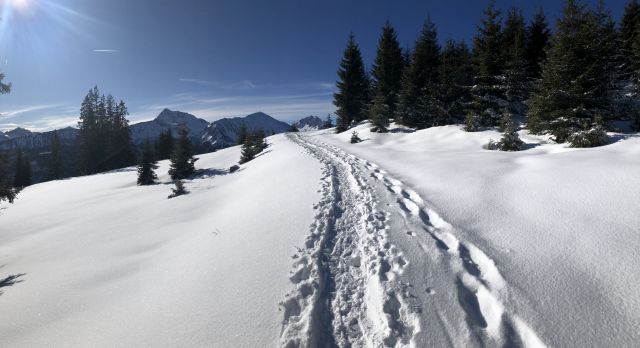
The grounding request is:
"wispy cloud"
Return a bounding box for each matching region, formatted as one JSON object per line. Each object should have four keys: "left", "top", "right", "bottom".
{"left": 179, "top": 78, "right": 257, "bottom": 90}
{"left": 92, "top": 49, "right": 119, "bottom": 53}
{"left": 0, "top": 104, "right": 63, "bottom": 120}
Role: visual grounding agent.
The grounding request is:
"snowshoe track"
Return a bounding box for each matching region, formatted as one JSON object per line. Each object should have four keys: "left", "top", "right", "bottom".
{"left": 281, "top": 134, "right": 546, "bottom": 348}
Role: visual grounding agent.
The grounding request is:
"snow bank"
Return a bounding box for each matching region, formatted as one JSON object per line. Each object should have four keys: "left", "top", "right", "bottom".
{"left": 0, "top": 134, "right": 322, "bottom": 347}
{"left": 315, "top": 123, "right": 640, "bottom": 348}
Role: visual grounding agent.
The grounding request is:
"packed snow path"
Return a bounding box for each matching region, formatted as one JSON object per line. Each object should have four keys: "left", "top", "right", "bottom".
{"left": 281, "top": 133, "right": 547, "bottom": 348}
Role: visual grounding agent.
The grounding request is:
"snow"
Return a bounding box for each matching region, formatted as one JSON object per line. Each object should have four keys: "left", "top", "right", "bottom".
{"left": 0, "top": 134, "right": 322, "bottom": 347}
{"left": 309, "top": 122, "right": 640, "bottom": 347}
{"left": 1, "top": 120, "right": 639, "bottom": 347}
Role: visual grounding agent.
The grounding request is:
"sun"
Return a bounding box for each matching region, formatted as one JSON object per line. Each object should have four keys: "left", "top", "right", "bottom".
{"left": 5, "top": 0, "right": 32, "bottom": 12}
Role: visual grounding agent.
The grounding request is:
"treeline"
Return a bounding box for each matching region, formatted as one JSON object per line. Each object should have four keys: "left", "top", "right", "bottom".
{"left": 334, "top": 0, "right": 640, "bottom": 147}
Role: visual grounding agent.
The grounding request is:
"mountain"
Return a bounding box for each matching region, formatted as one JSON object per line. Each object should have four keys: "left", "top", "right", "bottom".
{"left": 0, "top": 127, "right": 78, "bottom": 151}
{"left": 294, "top": 116, "right": 324, "bottom": 131}
{"left": 201, "top": 112, "right": 290, "bottom": 148}
{"left": 5, "top": 127, "right": 35, "bottom": 139}
{"left": 129, "top": 109, "right": 210, "bottom": 145}
{"left": 0, "top": 131, "right": 8, "bottom": 141}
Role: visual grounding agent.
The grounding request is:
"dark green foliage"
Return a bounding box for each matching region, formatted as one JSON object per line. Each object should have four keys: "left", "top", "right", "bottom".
{"left": 137, "top": 141, "right": 158, "bottom": 185}
{"left": 156, "top": 129, "right": 174, "bottom": 160}
{"left": 525, "top": 8, "right": 551, "bottom": 80}
{"left": 568, "top": 117, "right": 609, "bottom": 147}
{"left": 527, "top": 0, "right": 618, "bottom": 142}
{"left": 334, "top": 33, "right": 370, "bottom": 132}
{"left": 370, "top": 22, "right": 404, "bottom": 120}
{"left": 464, "top": 112, "right": 481, "bottom": 132}
{"left": 77, "top": 87, "right": 135, "bottom": 175}
{"left": 168, "top": 180, "right": 189, "bottom": 199}
{"left": 396, "top": 19, "right": 441, "bottom": 129}
{"left": 288, "top": 123, "right": 299, "bottom": 132}
{"left": 369, "top": 92, "right": 390, "bottom": 132}
{"left": 470, "top": 0, "right": 506, "bottom": 128}
{"left": 497, "top": 113, "right": 524, "bottom": 151}
{"left": 169, "top": 128, "right": 196, "bottom": 180}
{"left": 48, "top": 131, "right": 64, "bottom": 180}
{"left": 502, "top": 7, "right": 531, "bottom": 114}
{"left": 440, "top": 40, "right": 474, "bottom": 124}
{"left": 237, "top": 122, "right": 248, "bottom": 145}
{"left": 322, "top": 114, "right": 333, "bottom": 129}
{"left": 620, "top": 0, "right": 640, "bottom": 78}
{"left": 350, "top": 131, "right": 362, "bottom": 144}
{"left": 0, "top": 153, "right": 17, "bottom": 203}
{"left": 239, "top": 130, "right": 268, "bottom": 164}
{"left": 13, "top": 149, "right": 32, "bottom": 188}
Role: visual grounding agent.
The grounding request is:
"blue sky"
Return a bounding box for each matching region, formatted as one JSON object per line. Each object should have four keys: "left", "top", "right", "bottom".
{"left": 0, "top": 0, "right": 627, "bottom": 131}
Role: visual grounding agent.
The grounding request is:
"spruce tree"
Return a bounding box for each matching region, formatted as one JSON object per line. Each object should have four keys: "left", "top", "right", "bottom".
{"left": 111, "top": 100, "right": 136, "bottom": 169}
{"left": 440, "top": 40, "right": 474, "bottom": 124}
{"left": 525, "top": 8, "right": 551, "bottom": 80}
{"left": 0, "top": 153, "right": 16, "bottom": 203}
{"left": 528, "top": 0, "right": 616, "bottom": 142}
{"left": 237, "top": 122, "right": 248, "bottom": 145}
{"left": 369, "top": 21, "right": 404, "bottom": 130}
{"left": 288, "top": 123, "right": 299, "bottom": 132}
{"left": 168, "top": 180, "right": 188, "bottom": 199}
{"left": 137, "top": 141, "right": 158, "bottom": 185}
{"left": 156, "top": 129, "right": 174, "bottom": 160}
{"left": 497, "top": 113, "right": 524, "bottom": 151}
{"left": 48, "top": 131, "right": 64, "bottom": 180}
{"left": 396, "top": 19, "right": 441, "bottom": 129}
{"left": 470, "top": 0, "right": 506, "bottom": 128}
{"left": 169, "top": 128, "right": 196, "bottom": 180}
{"left": 502, "top": 7, "right": 530, "bottom": 115}
{"left": 322, "top": 114, "right": 333, "bottom": 129}
{"left": 13, "top": 149, "right": 32, "bottom": 188}
{"left": 620, "top": 1, "right": 640, "bottom": 79}
{"left": 334, "top": 33, "right": 370, "bottom": 132}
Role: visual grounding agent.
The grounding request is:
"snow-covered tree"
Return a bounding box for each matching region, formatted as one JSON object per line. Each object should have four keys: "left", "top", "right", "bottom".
{"left": 334, "top": 33, "right": 370, "bottom": 132}
{"left": 137, "top": 141, "right": 158, "bottom": 185}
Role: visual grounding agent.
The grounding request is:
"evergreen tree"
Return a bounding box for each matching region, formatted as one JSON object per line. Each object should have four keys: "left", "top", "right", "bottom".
{"left": 525, "top": 8, "right": 551, "bottom": 80}
{"left": 369, "top": 21, "right": 404, "bottom": 129}
{"left": 168, "top": 180, "right": 189, "bottom": 199}
{"left": 620, "top": 1, "right": 640, "bottom": 78}
{"left": 48, "top": 131, "right": 64, "bottom": 180}
{"left": 156, "top": 129, "right": 174, "bottom": 160}
{"left": 239, "top": 130, "right": 268, "bottom": 164}
{"left": 496, "top": 112, "right": 524, "bottom": 151}
{"left": 440, "top": 40, "right": 474, "bottom": 124}
{"left": 334, "top": 33, "right": 371, "bottom": 132}
{"left": 0, "top": 153, "right": 17, "bottom": 203}
{"left": 288, "top": 123, "right": 299, "bottom": 132}
{"left": 322, "top": 114, "right": 333, "bottom": 129}
{"left": 396, "top": 19, "right": 441, "bottom": 129}
{"left": 110, "top": 100, "right": 136, "bottom": 169}
{"left": 137, "top": 141, "right": 158, "bottom": 185}
{"left": 502, "top": 7, "right": 530, "bottom": 115}
{"left": 528, "top": 0, "right": 617, "bottom": 142}
{"left": 237, "top": 122, "right": 248, "bottom": 145}
{"left": 350, "top": 131, "right": 362, "bottom": 144}
{"left": 169, "top": 128, "right": 196, "bottom": 180}
{"left": 13, "top": 149, "right": 32, "bottom": 188}
{"left": 470, "top": 0, "right": 506, "bottom": 128}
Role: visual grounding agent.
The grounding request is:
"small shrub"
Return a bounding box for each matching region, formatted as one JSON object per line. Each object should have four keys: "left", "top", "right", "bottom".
{"left": 568, "top": 125, "right": 608, "bottom": 148}
{"left": 350, "top": 131, "right": 362, "bottom": 144}
{"left": 168, "top": 180, "right": 189, "bottom": 199}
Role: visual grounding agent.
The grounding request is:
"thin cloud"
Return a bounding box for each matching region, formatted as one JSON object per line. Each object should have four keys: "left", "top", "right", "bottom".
{"left": 0, "top": 104, "right": 63, "bottom": 120}
{"left": 92, "top": 49, "right": 119, "bottom": 53}
{"left": 178, "top": 78, "right": 257, "bottom": 90}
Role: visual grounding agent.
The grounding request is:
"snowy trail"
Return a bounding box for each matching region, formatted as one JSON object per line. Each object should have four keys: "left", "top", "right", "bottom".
{"left": 281, "top": 133, "right": 547, "bottom": 348}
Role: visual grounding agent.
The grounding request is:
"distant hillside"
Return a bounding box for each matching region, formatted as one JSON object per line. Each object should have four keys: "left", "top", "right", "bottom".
{"left": 201, "top": 112, "right": 290, "bottom": 148}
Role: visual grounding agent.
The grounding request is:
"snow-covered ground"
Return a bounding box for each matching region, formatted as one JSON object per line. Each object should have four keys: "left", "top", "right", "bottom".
{"left": 0, "top": 134, "right": 322, "bottom": 347}
{"left": 1, "top": 123, "right": 639, "bottom": 347}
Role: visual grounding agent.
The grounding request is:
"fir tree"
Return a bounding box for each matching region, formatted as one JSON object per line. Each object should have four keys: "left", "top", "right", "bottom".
{"left": 470, "top": 0, "right": 506, "bottom": 128}
{"left": 334, "top": 33, "right": 371, "bottom": 132}
{"left": 322, "top": 114, "right": 333, "bottom": 129}
{"left": 288, "top": 123, "right": 299, "bottom": 132}
{"left": 137, "top": 141, "right": 158, "bottom": 185}
{"left": 620, "top": 1, "right": 640, "bottom": 78}
{"left": 350, "top": 131, "right": 362, "bottom": 144}
{"left": 396, "top": 19, "right": 441, "bottom": 129}
{"left": 527, "top": 0, "right": 617, "bottom": 142}
{"left": 156, "top": 129, "right": 174, "bottom": 160}
{"left": 502, "top": 7, "right": 530, "bottom": 115}
{"left": 369, "top": 92, "right": 391, "bottom": 132}
{"left": 0, "top": 153, "right": 16, "bottom": 203}
{"left": 237, "top": 122, "right": 248, "bottom": 145}
{"left": 48, "top": 131, "right": 64, "bottom": 180}
{"left": 496, "top": 113, "right": 524, "bottom": 151}
{"left": 13, "top": 149, "right": 32, "bottom": 188}
{"left": 239, "top": 130, "right": 268, "bottom": 164}
{"left": 169, "top": 128, "right": 196, "bottom": 180}
{"left": 440, "top": 40, "right": 474, "bottom": 124}
{"left": 525, "top": 8, "right": 551, "bottom": 80}
{"left": 370, "top": 21, "right": 404, "bottom": 125}
{"left": 168, "top": 180, "right": 189, "bottom": 199}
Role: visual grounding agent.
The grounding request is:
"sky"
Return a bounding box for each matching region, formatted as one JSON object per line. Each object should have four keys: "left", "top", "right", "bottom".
{"left": 0, "top": 0, "right": 628, "bottom": 132}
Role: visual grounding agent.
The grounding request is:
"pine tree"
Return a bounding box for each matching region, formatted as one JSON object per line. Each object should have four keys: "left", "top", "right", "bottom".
{"left": 322, "top": 114, "right": 333, "bottom": 129}
{"left": 169, "top": 128, "right": 196, "bottom": 180}
{"left": 13, "top": 149, "right": 32, "bottom": 188}
{"left": 497, "top": 112, "right": 524, "bottom": 151}
{"left": 350, "top": 131, "right": 362, "bottom": 144}
{"left": 502, "top": 7, "right": 530, "bottom": 115}
{"left": 288, "top": 123, "right": 299, "bottom": 132}
{"left": 528, "top": 0, "right": 617, "bottom": 142}
{"left": 370, "top": 21, "right": 404, "bottom": 129}
{"left": 237, "top": 122, "right": 248, "bottom": 145}
{"left": 470, "top": 0, "right": 506, "bottom": 128}
{"left": 156, "top": 129, "right": 174, "bottom": 160}
{"left": 137, "top": 141, "right": 158, "bottom": 185}
{"left": 168, "top": 180, "right": 189, "bottom": 199}
{"left": 239, "top": 130, "right": 268, "bottom": 164}
{"left": 48, "top": 131, "right": 64, "bottom": 180}
{"left": 0, "top": 153, "right": 17, "bottom": 203}
{"left": 396, "top": 19, "right": 441, "bottom": 129}
{"left": 334, "top": 33, "right": 371, "bottom": 132}
{"left": 111, "top": 100, "right": 136, "bottom": 169}
{"left": 525, "top": 8, "right": 551, "bottom": 80}
{"left": 440, "top": 40, "right": 474, "bottom": 124}
{"left": 620, "top": 1, "right": 640, "bottom": 78}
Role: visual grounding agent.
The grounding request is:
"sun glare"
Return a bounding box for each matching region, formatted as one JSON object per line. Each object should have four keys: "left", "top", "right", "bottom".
{"left": 5, "top": 0, "right": 31, "bottom": 12}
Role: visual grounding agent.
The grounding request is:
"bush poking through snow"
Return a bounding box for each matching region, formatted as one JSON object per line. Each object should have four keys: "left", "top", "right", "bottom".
{"left": 350, "top": 131, "right": 363, "bottom": 144}
{"left": 464, "top": 112, "right": 481, "bottom": 132}
{"left": 568, "top": 124, "right": 609, "bottom": 148}
{"left": 168, "top": 180, "right": 189, "bottom": 199}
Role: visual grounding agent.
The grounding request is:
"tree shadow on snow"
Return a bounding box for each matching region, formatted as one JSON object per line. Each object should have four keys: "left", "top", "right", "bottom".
{"left": 608, "top": 133, "right": 640, "bottom": 145}
{"left": 0, "top": 273, "right": 26, "bottom": 296}
{"left": 192, "top": 168, "right": 229, "bottom": 179}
